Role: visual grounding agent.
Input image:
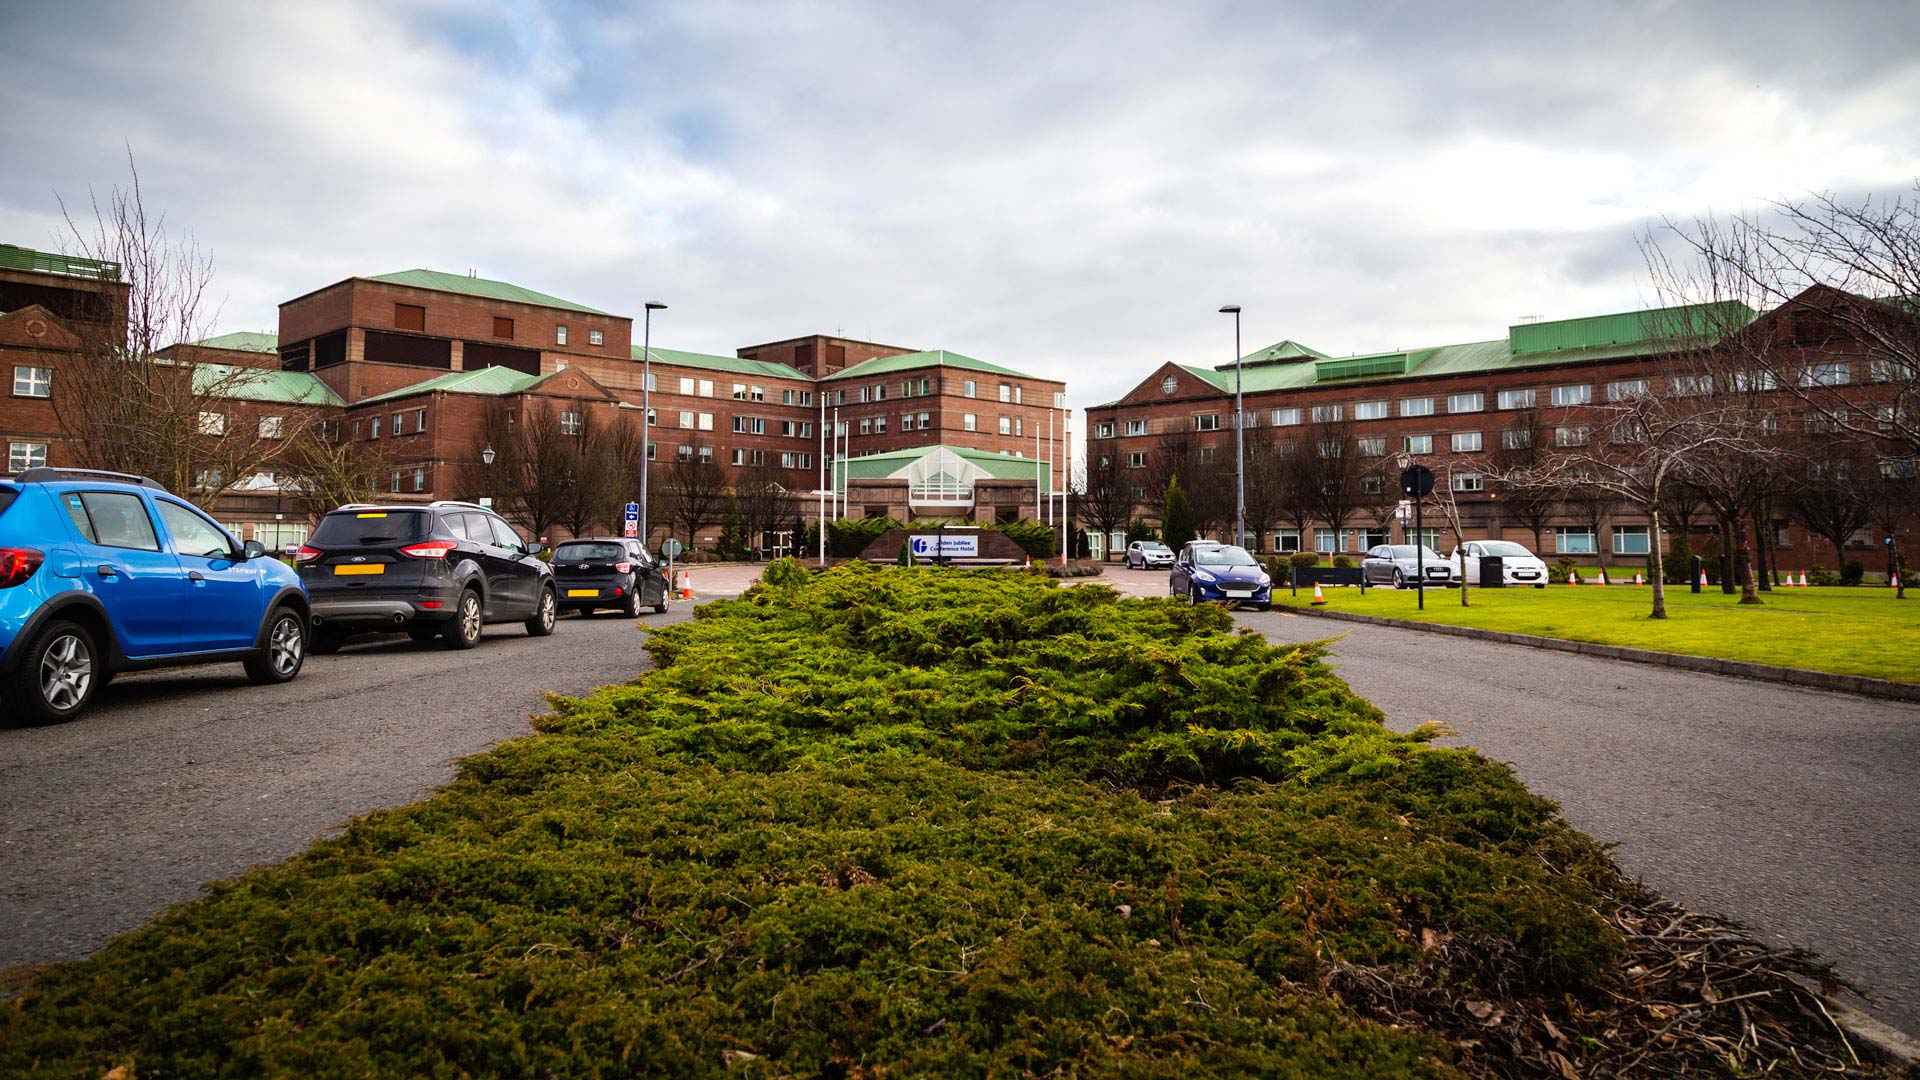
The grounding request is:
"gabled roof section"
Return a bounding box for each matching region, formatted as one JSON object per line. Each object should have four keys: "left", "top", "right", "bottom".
{"left": 1218, "top": 340, "right": 1328, "bottom": 370}
{"left": 193, "top": 363, "right": 345, "bottom": 406}
{"left": 193, "top": 331, "right": 279, "bottom": 353}
{"left": 356, "top": 365, "right": 545, "bottom": 406}
{"left": 0, "top": 304, "right": 82, "bottom": 350}
{"left": 839, "top": 443, "right": 1047, "bottom": 483}
{"left": 365, "top": 269, "right": 612, "bottom": 316}
{"left": 1507, "top": 300, "right": 1754, "bottom": 357}
{"left": 631, "top": 345, "right": 808, "bottom": 381}
{"left": 823, "top": 348, "right": 1034, "bottom": 382}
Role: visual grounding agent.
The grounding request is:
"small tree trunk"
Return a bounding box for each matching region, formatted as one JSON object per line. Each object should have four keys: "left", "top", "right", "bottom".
{"left": 1730, "top": 515, "right": 1762, "bottom": 604}
{"left": 1718, "top": 517, "right": 1737, "bottom": 595}
{"left": 1648, "top": 504, "right": 1668, "bottom": 619}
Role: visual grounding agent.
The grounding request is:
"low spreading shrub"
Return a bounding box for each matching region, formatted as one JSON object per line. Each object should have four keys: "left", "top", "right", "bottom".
{"left": 0, "top": 563, "right": 1875, "bottom": 1079}
{"left": 1289, "top": 551, "right": 1319, "bottom": 569}
{"left": 1808, "top": 564, "right": 1843, "bottom": 587}
{"left": 1842, "top": 559, "right": 1866, "bottom": 586}
{"left": 1332, "top": 554, "right": 1355, "bottom": 569}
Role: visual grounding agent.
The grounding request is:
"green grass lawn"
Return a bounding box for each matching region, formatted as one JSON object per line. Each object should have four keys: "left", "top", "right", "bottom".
{"left": 1279, "top": 581, "right": 1920, "bottom": 682}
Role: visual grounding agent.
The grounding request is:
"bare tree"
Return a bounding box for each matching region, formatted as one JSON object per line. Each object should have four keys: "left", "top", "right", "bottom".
{"left": 1866, "top": 460, "right": 1919, "bottom": 598}
{"left": 1303, "top": 420, "right": 1362, "bottom": 554}
{"left": 734, "top": 457, "right": 792, "bottom": 558}
{"left": 1078, "top": 443, "right": 1136, "bottom": 561}
{"left": 1240, "top": 425, "right": 1286, "bottom": 553}
{"left": 1273, "top": 437, "right": 1319, "bottom": 553}
{"left": 281, "top": 422, "right": 389, "bottom": 518}
{"left": 52, "top": 152, "right": 305, "bottom": 504}
{"left": 660, "top": 438, "right": 729, "bottom": 547}
{"left": 1782, "top": 433, "right": 1876, "bottom": 570}
{"left": 1490, "top": 411, "right": 1563, "bottom": 552}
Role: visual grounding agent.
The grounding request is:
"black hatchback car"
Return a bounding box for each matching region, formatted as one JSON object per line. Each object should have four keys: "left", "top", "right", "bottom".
{"left": 552, "top": 537, "right": 668, "bottom": 617}
{"left": 297, "top": 501, "right": 557, "bottom": 652}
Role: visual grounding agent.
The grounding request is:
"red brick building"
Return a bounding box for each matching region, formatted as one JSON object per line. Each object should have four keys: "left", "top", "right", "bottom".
{"left": 1087, "top": 297, "right": 1916, "bottom": 573}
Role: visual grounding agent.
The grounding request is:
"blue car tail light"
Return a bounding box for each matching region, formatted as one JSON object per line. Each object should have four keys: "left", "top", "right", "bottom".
{"left": 0, "top": 547, "right": 44, "bottom": 589}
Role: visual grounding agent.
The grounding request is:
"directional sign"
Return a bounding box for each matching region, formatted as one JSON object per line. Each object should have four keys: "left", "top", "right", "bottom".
{"left": 909, "top": 534, "right": 978, "bottom": 559}
{"left": 623, "top": 501, "right": 640, "bottom": 538}
{"left": 1398, "top": 465, "right": 1435, "bottom": 498}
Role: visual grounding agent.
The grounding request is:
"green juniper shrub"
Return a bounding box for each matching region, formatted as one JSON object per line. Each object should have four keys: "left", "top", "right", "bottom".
{"left": 1332, "top": 555, "right": 1355, "bottom": 569}
{"left": 1127, "top": 517, "right": 1158, "bottom": 542}
{"left": 1, "top": 561, "right": 1748, "bottom": 1079}
{"left": 1808, "top": 564, "right": 1842, "bottom": 587}
{"left": 1842, "top": 559, "right": 1866, "bottom": 586}
{"left": 1289, "top": 551, "right": 1319, "bottom": 570}
{"left": 1160, "top": 477, "right": 1196, "bottom": 551}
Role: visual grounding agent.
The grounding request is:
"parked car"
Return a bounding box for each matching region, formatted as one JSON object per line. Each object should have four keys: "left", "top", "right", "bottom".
{"left": 0, "top": 468, "right": 309, "bottom": 724}
{"left": 1448, "top": 540, "right": 1550, "bottom": 587}
{"left": 1124, "top": 540, "right": 1175, "bottom": 570}
{"left": 1361, "top": 545, "right": 1455, "bottom": 588}
{"left": 552, "top": 537, "right": 668, "bottom": 617}
{"left": 1168, "top": 542, "right": 1273, "bottom": 609}
{"left": 298, "top": 500, "right": 556, "bottom": 652}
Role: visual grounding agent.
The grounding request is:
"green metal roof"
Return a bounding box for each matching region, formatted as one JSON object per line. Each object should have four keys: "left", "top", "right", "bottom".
{"left": 1507, "top": 301, "right": 1753, "bottom": 356}
{"left": 193, "top": 363, "right": 345, "bottom": 406}
{"left": 839, "top": 444, "right": 1048, "bottom": 484}
{"left": 193, "top": 331, "right": 280, "bottom": 353}
{"left": 356, "top": 365, "right": 545, "bottom": 406}
{"left": 1222, "top": 340, "right": 1328, "bottom": 368}
{"left": 366, "top": 269, "right": 612, "bottom": 316}
{"left": 0, "top": 244, "right": 120, "bottom": 280}
{"left": 823, "top": 348, "right": 1032, "bottom": 382}
{"left": 1315, "top": 354, "right": 1408, "bottom": 381}
{"left": 630, "top": 345, "right": 808, "bottom": 381}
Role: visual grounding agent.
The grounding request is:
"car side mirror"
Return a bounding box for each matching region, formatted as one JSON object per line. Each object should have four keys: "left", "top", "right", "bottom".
{"left": 523, "top": 541, "right": 546, "bottom": 557}
{"left": 242, "top": 540, "right": 267, "bottom": 560}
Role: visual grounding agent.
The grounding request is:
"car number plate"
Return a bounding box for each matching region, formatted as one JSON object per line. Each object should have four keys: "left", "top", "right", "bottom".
{"left": 566, "top": 588, "right": 598, "bottom": 598}
{"left": 333, "top": 564, "right": 384, "bottom": 575}
{"left": 1224, "top": 588, "right": 1253, "bottom": 598}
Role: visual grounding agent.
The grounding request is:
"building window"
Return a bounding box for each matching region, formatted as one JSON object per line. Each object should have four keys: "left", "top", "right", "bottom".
{"left": 394, "top": 303, "right": 426, "bottom": 332}
{"left": 198, "top": 411, "right": 228, "bottom": 436}
{"left": 1315, "top": 528, "right": 1340, "bottom": 554}
{"left": 698, "top": 413, "right": 713, "bottom": 431}
{"left": 999, "top": 383, "right": 1012, "bottom": 403}
{"left": 964, "top": 413, "right": 977, "bottom": 432}
{"left": 732, "top": 448, "right": 747, "bottom": 466}
{"left": 1354, "top": 400, "right": 1388, "bottom": 421}
{"left": 8, "top": 441, "right": 48, "bottom": 471}
{"left": 751, "top": 385, "right": 765, "bottom": 402}
{"left": 1555, "top": 526, "right": 1597, "bottom": 554}
{"left": 1447, "top": 392, "right": 1484, "bottom": 413}
{"left": 1550, "top": 384, "right": 1592, "bottom": 407}
{"left": 1400, "top": 397, "right": 1434, "bottom": 417}
{"left": 1124, "top": 418, "right": 1148, "bottom": 436}
{"left": 1095, "top": 422, "right": 1115, "bottom": 438}
{"left": 733, "top": 383, "right": 749, "bottom": 400}
{"left": 413, "top": 467, "right": 427, "bottom": 492}
{"left": 560, "top": 411, "right": 583, "bottom": 435}
{"left": 1450, "top": 431, "right": 1482, "bottom": 453}
{"left": 698, "top": 380, "right": 714, "bottom": 397}
{"left": 12, "top": 365, "right": 51, "bottom": 398}
{"left": 1870, "top": 358, "right": 1914, "bottom": 383}
{"left": 1555, "top": 425, "right": 1590, "bottom": 447}
{"left": 414, "top": 408, "right": 428, "bottom": 432}
{"left": 679, "top": 377, "right": 695, "bottom": 395}
{"left": 964, "top": 380, "right": 977, "bottom": 398}
{"left": 1190, "top": 413, "right": 1218, "bottom": 431}
{"left": 259, "top": 416, "right": 285, "bottom": 439}
{"left": 1272, "top": 528, "right": 1300, "bottom": 552}
{"left": 392, "top": 411, "right": 409, "bottom": 436}
{"left": 1501, "top": 428, "right": 1532, "bottom": 449}
{"left": 369, "top": 416, "right": 381, "bottom": 438}
{"left": 1197, "top": 446, "right": 1217, "bottom": 463}
{"left": 1315, "top": 439, "right": 1341, "bottom": 459}
{"left": 679, "top": 410, "right": 694, "bottom": 429}
{"left": 1613, "top": 525, "right": 1649, "bottom": 555}
{"left": 1670, "top": 375, "right": 1713, "bottom": 397}
{"left": 1357, "top": 436, "right": 1387, "bottom": 457}
{"left": 1729, "top": 370, "right": 1776, "bottom": 392}
{"left": 1403, "top": 434, "right": 1432, "bottom": 454}
{"left": 1497, "top": 388, "right": 1535, "bottom": 410}
{"left": 732, "top": 415, "right": 747, "bottom": 432}
{"left": 493, "top": 316, "right": 514, "bottom": 339}
{"left": 1310, "top": 404, "right": 1343, "bottom": 423}
{"left": 1607, "top": 378, "right": 1649, "bottom": 401}
{"left": 1361, "top": 475, "right": 1385, "bottom": 494}
{"left": 390, "top": 470, "right": 403, "bottom": 493}
{"left": 556, "top": 324, "right": 568, "bottom": 346}
{"left": 998, "top": 416, "right": 1012, "bottom": 435}
{"left": 1272, "top": 407, "right": 1301, "bottom": 426}
{"left": 1451, "top": 471, "right": 1484, "bottom": 492}
{"left": 1127, "top": 451, "right": 1146, "bottom": 468}
{"left": 1799, "top": 362, "right": 1849, "bottom": 387}
{"left": 589, "top": 329, "right": 604, "bottom": 346}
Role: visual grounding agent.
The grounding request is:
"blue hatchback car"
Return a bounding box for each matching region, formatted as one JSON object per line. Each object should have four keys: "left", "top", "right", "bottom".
{"left": 1168, "top": 541, "right": 1273, "bottom": 610}
{"left": 0, "top": 468, "right": 310, "bottom": 724}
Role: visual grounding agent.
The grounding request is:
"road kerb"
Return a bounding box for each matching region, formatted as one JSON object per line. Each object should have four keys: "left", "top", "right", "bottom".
{"left": 1265, "top": 604, "right": 1920, "bottom": 705}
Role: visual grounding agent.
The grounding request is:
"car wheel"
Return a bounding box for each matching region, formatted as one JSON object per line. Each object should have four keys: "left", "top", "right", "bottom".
{"left": 1393, "top": 569, "right": 1406, "bottom": 589}
{"left": 1188, "top": 585, "right": 1201, "bottom": 606}
{"left": 243, "top": 607, "right": 306, "bottom": 685}
{"left": 525, "top": 587, "right": 557, "bottom": 637}
{"left": 310, "top": 629, "right": 346, "bottom": 655}
{"left": 624, "top": 584, "right": 645, "bottom": 619}
{"left": 1, "top": 619, "right": 98, "bottom": 725}
{"left": 445, "top": 589, "right": 484, "bottom": 650}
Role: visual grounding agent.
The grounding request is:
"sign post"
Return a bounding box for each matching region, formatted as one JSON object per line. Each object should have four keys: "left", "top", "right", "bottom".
{"left": 1399, "top": 465, "right": 1435, "bottom": 611}
{"left": 908, "top": 533, "right": 979, "bottom": 561}
{"left": 661, "top": 537, "right": 684, "bottom": 601}
{"left": 622, "top": 501, "right": 640, "bottom": 539}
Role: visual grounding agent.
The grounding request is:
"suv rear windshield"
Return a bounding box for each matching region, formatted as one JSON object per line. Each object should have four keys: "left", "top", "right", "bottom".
{"left": 0, "top": 489, "right": 15, "bottom": 518}
{"left": 555, "top": 542, "right": 625, "bottom": 560}
{"left": 310, "top": 509, "right": 431, "bottom": 546}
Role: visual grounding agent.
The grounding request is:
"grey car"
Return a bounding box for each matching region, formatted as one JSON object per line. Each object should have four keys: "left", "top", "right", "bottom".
{"left": 1360, "top": 544, "right": 1455, "bottom": 588}
{"left": 1124, "top": 541, "right": 1174, "bottom": 569}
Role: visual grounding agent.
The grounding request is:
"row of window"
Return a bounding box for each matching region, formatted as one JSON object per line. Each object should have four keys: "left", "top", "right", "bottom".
{"left": 354, "top": 408, "right": 430, "bottom": 440}
{"left": 394, "top": 303, "right": 608, "bottom": 348}
{"left": 1255, "top": 524, "right": 1651, "bottom": 556}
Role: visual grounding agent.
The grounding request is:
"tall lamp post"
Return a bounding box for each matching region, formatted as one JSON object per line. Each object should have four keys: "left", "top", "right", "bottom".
{"left": 480, "top": 444, "right": 496, "bottom": 510}
{"left": 639, "top": 300, "right": 667, "bottom": 548}
{"left": 1219, "top": 304, "right": 1243, "bottom": 547}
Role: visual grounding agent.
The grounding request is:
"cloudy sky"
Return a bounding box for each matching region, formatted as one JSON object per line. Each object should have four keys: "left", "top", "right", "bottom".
{"left": 4, "top": 0, "right": 1918, "bottom": 415}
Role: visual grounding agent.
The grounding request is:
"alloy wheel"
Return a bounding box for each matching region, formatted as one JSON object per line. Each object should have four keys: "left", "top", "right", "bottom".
{"left": 269, "top": 616, "right": 303, "bottom": 675}
{"left": 539, "top": 591, "right": 556, "bottom": 630}
{"left": 461, "top": 595, "right": 483, "bottom": 641}
{"left": 39, "top": 632, "right": 92, "bottom": 713}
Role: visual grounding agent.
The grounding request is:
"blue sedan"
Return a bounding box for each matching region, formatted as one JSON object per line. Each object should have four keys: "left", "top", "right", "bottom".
{"left": 1168, "top": 542, "right": 1273, "bottom": 610}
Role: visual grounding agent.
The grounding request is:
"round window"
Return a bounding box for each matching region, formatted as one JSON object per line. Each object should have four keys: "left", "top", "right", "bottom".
{"left": 1160, "top": 375, "right": 1178, "bottom": 395}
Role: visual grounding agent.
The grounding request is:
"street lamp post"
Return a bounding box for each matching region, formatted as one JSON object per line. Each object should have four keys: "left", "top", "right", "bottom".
{"left": 639, "top": 301, "right": 667, "bottom": 549}
{"left": 1220, "top": 305, "right": 1243, "bottom": 548}
{"left": 481, "top": 444, "right": 495, "bottom": 508}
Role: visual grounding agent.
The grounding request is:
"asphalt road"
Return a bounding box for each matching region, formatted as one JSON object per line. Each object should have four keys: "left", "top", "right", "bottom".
{"left": 0, "top": 607, "right": 687, "bottom": 975}
{"left": 1240, "top": 606, "right": 1920, "bottom": 1035}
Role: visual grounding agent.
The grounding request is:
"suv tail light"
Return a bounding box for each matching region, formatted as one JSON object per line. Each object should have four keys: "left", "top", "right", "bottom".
{"left": 615, "top": 561, "right": 632, "bottom": 574}
{"left": 296, "top": 545, "right": 323, "bottom": 564}
{"left": 0, "top": 547, "right": 44, "bottom": 588}
{"left": 399, "top": 540, "right": 458, "bottom": 559}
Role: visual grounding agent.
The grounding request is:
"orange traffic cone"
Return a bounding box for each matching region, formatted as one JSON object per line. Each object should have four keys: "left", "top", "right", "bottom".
{"left": 1633, "top": 571, "right": 1645, "bottom": 585}
{"left": 1596, "top": 568, "right": 1609, "bottom": 586}
{"left": 678, "top": 570, "right": 694, "bottom": 599}
{"left": 1698, "top": 569, "right": 1709, "bottom": 588}
{"left": 1569, "top": 569, "right": 1581, "bottom": 585}
{"left": 1796, "top": 571, "right": 1809, "bottom": 587}
{"left": 1311, "top": 582, "right": 1327, "bottom": 606}
{"left": 1892, "top": 572, "right": 1903, "bottom": 590}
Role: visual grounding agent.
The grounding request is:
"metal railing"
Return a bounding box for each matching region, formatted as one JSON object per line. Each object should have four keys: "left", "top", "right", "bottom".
{"left": 0, "top": 245, "right": 122, "bottom": 280}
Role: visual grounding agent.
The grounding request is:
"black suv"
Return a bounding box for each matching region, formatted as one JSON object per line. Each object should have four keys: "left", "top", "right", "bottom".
{"left": 297, "top": 501, "right": 557, "bottom": 652}
{"left": 552, "top": 537, "right": 669, "bottom": 617}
